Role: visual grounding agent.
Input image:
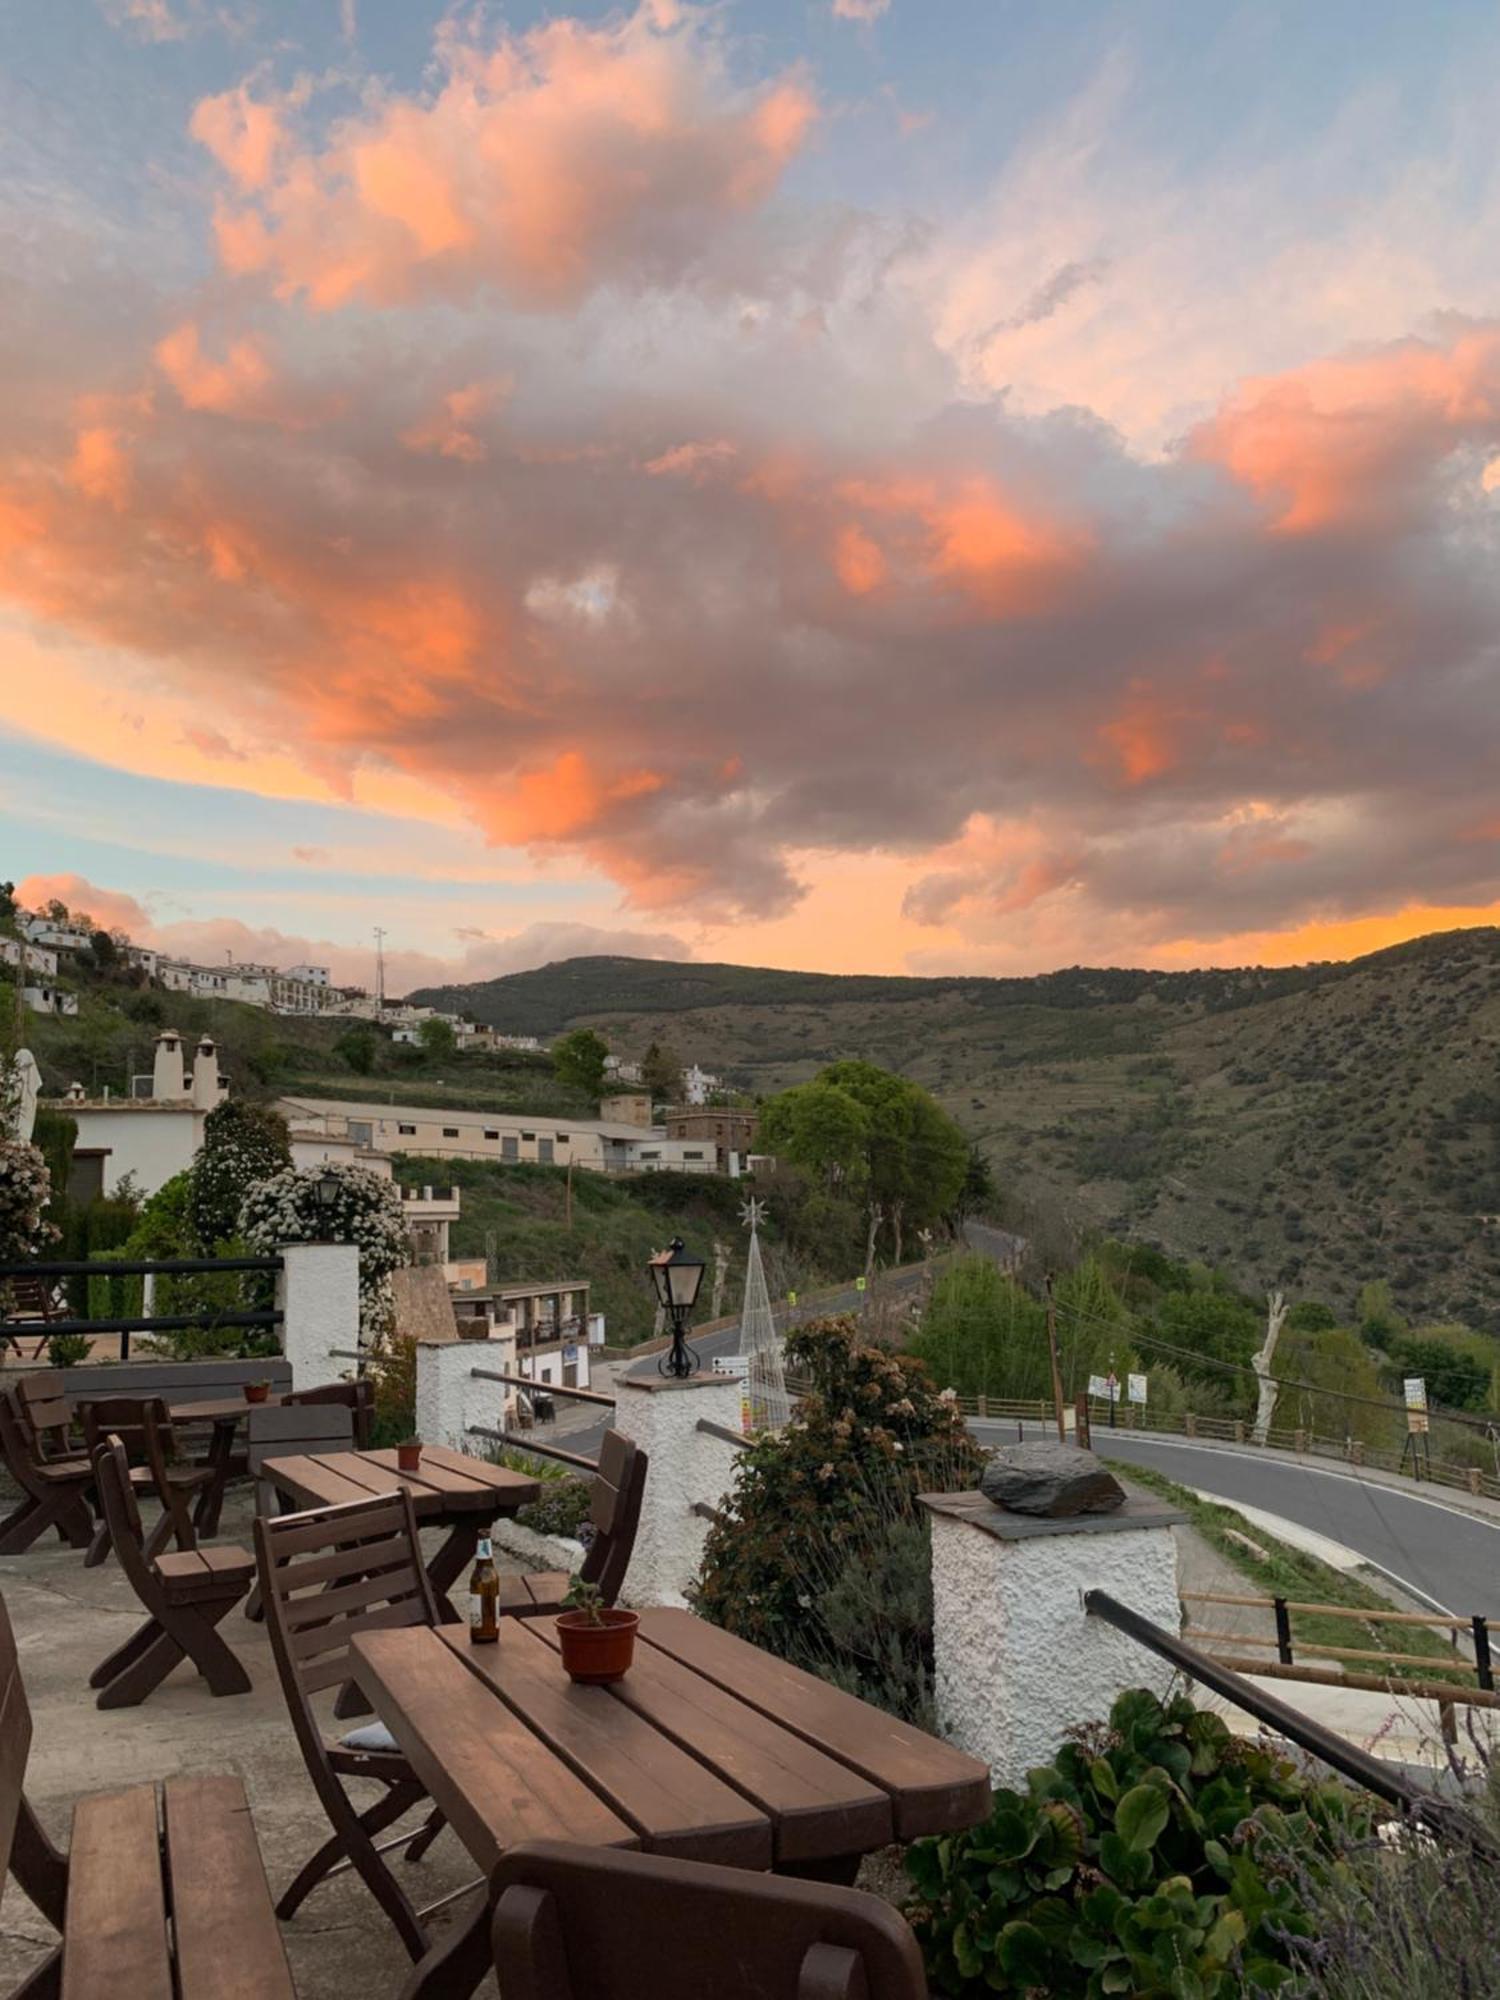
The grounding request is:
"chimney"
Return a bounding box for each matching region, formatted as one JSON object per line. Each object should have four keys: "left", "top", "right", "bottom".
{"left": 152, "top": 1029, "right": 186, "bottom": 1101}
{"left": 191, "top": 1036, "right": 220, "bottom": 1110}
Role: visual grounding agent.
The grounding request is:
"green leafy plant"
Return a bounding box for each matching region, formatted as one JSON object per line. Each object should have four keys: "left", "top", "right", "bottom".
{"left": 905, "top": 1687, "right": 1371, "bottom": 1999}
{"left": 562, "top": 1577, "right": 606, "bottom": 1626}
{"left": 691, "top": 1315, "right": 981, "bottom": 1723}
{"left": 46, "top": 1332, "right": 91, "bottom": 1368}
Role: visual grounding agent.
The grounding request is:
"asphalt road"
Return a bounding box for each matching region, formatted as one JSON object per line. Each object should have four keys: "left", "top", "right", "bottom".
{"left": 971, "top": 1421, "right": 1500, "bottom": 1619}
{"left": 552, "top": 1400, "right": 1500, "bottom": 1616}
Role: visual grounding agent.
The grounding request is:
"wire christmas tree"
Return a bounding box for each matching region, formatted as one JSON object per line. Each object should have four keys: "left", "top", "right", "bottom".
{"left": 737, "top": 1196, "right": 791, "bottom": 1434}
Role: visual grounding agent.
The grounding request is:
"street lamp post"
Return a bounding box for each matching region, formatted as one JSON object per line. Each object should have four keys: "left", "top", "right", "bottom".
{"left": 649, "top": 1238, "right": 706, "bottom": 1380}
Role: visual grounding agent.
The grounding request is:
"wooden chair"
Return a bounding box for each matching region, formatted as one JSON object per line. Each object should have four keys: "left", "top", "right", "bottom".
{"left": 0, "top": 1586, "right": 295, "bottom": 2000}
{"left": 87, "top": 1438, "right": 253, "bottom": 1710}
{"left": 76, "top": 1397, "right": 220, "bottom": 1569}
{"left": 0, "top": 1385, "right": 93, "bottom": 1558}
{"left": 0, "top": 1275, "right": 64, "bottom": 1361}
{"left": 496, "top": 1431, "right": 646, "bottom": 1620}
{"left": 491, "top": 1842, "right": 929, "bottom": 2000}
{"left": 241, "top": 1404, "right": 356, "bottom": 1625}
{"left": 284, "top": 1379, "right": 374, "bottom": 1450}
{"left": 254, "top": 1491, "right": 453, "bottom": 1961}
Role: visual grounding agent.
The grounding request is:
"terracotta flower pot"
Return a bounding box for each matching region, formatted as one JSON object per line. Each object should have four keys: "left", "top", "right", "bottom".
{"left": 396, "top": 1443, "right": 423, "bottom": 1473}
{"left": 242, "top": 1383, "right": 271, "bottom": 1405}
{"left": 556, "top": 1607, "right": 639, "bottom": 1684}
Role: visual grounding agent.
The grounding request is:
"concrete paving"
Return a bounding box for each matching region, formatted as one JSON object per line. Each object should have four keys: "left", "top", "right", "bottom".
{"left": 0, "top": 1490, "right": 500, "bottom": 1999}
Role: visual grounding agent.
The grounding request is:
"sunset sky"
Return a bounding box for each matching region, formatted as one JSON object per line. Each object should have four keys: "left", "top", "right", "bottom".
{"left": 5, "top": 0, "right": 1500, "bottom": 992}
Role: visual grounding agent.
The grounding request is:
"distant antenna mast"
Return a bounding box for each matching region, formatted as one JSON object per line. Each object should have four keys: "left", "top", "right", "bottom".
{"left": 374, "top": 926, "right": 387, "bottom": 1012}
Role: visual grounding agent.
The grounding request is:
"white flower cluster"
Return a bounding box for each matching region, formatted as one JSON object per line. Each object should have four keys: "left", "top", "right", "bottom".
{"left": 239, "top": 1162, "right": 412, "bottom": 1340}
{"left": 0, "top": 1139, "right": 59, "bottom": 1265}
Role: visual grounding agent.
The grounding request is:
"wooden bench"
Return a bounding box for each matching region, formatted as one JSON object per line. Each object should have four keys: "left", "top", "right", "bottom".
{"left": 496, "top": 1431, "right": 647, "bottom": 1620}
{"left": 55, "top": 1357, "right": 294, "bottom": 1416}
{"left": 491, "top": 1841, "right": 929, "bottom": 1999}
{"left": 87, "top": 1439, "right": 253, "bottom": 1710}
{"left": 0, "top": 1589, "right": 295, "bottom": 2000}
{"left": 0, "top": 1383, "right": 94, "bottom": 1558}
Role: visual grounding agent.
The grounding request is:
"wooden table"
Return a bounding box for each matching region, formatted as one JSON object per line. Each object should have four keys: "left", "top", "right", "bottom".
{"left": 167, "top": 1394, "right": 287, "bottom": 1537}
{"left": 263, "top": 1443, "right": 539, "bottom": 1617}
{"left": 351, "top": 1607, "right": 991, "bottom": 2000}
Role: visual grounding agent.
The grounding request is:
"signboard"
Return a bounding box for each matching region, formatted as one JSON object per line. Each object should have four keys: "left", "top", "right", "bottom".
{"left": 855, "top": 1276, "right": 867, "bottom": 1294}
{"left": 1087, "top": 1374, "right": 1120, "bottom": 1402}
{"left": 562, "top": 1344, "right": 578, "bottom": 1364}
{"left": 712, "top": 1355, "right": 750, "bottom": 1378}
{"left": 1127, "top": 1373, "right": 1148, "bottom": 1405}
{"left": 787, "top": 1290, "right": 797, "bottom": 1307}
{"left": 1404, "top": 1376, "right": 1430, "bottom": 1434}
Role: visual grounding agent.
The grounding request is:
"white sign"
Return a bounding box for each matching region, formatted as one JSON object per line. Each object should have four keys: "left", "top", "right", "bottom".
{"left": 1127, "top": 1373, "right": 1148, "bottom": 1405}
{"left": 1403, "top": 1377, "right": 1428, "bottom": 1411}
{"left": 712, "top": 1355, "right": 750, "bottom": 1378}
{"left": 562, "top": 1344, "right": 578, "bottom": 1364}
{"left": 1088, "top": 1374, "right": 1120, "bottom": 1402}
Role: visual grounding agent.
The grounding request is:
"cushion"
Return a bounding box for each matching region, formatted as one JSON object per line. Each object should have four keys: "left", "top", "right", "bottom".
{"left": 340, "top": 1722, "right": 400, "bottom": 1754}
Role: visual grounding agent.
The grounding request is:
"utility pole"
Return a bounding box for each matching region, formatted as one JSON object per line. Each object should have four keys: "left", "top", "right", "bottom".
{"left": 373, "top": 927, "right": 386, "bottom": 1014}
{"left": 1044, "top": 1270, "right": 1067, "bottom": 1443}
{"left": 565, "top": 1154, "right": 575, "bottom": 1230}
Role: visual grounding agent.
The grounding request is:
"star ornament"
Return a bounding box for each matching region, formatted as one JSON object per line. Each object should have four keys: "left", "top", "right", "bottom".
{"left": 739, "top": 1196, "right": 767, "bottom": 1231}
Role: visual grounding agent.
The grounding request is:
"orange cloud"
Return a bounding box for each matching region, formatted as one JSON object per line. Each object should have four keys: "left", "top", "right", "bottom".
{"left": 197, "top": 7, "right": 816, "bottom": 311}
{"left": 400, "top": 378, "right": 511, "bottom": 461}
{"left": 189, "top": 84, "right": 284, "bottom": 190}
{"left": 832, "top": 522, "right": 886, "bottom": 594}
{"left": 69, "top": 427, "right": 131, "bottom": 508}
{"left": 155, "top": 321, "right": 273, "bottom": 416}
{"left": 1096, "top": 687, "right": 1185, "bottom": 785}
{"left": 1194, "top": 326, "right": 1500, "bottom": 533}
{"left": 15, "top": 873, "right": 150, "bottom": 935}
{"left": 833, "top": 473, "right": 1086, "bottom": 614}
{"left": 487, "top": 750, "right": 664, "bottom": 843}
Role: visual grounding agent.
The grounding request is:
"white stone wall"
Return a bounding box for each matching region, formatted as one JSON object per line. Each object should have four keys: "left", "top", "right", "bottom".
{"left": 414, "top": 1344, "right": 516, "bottom": 1456}
{"left": 613, "top": 1375, "right": 745, "bottom": 1609}
{"left": 931, "top": 1510, "right": 1180, "bottom": 1790}
{"left": 278, "top": 1242, "right": 361, "bottom": 1389}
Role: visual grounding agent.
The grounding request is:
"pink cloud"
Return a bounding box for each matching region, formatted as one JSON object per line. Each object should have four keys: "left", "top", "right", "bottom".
{"left": 196, "top": 6, "right": 816, "bottom": 311}
{"left": 15, "top": 873, "right": 151, "bottom": 936}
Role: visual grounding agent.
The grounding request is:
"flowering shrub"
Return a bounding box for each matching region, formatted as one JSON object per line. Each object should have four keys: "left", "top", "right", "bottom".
{"left": 240, "top": 1162, "right": 411, "bottom": 1341}
{"left": 0, "top": 1138, "right": 59, "bottom": 1264}
{"left": 691, "top": 1315, "right": 981, "bottom": 1723}
{"left": 190, "top": 1100, "right": 291, "bottom": 1250}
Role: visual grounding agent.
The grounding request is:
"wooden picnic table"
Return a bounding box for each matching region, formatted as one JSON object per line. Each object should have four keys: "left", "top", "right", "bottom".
{"left": 263, "top": 1443, "right": 539, "bottom": 1618}
{"left": 351, "top": 1606, "right": 992, "bottom": 2000}
{"left": 165, "top": 1393, "right": 287, "bottom": 1537}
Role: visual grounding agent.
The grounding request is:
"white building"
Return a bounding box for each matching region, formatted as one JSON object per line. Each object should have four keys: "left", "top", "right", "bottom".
{"left": 159, "top": 957, "right": 338, "bottom": 1017}
{"left": 682, "top": 1063, "right": 721, "bottom": 1106}
{"left": 18, "top": 915, "right": 94, "bottom": 953}
{"left": 51, "top": 1030, "right": 226, "bottom": 1198}
{"left": 603, "top": 1054, "right": 643, "bottom": 1084}
{"left": 449, "top": 1275, "right": 600, "bottom": 1392}
{"left": 1, "top": 938, "right": 59, "bottom": 979}
{"left": 23, "top": 984, "right": 78, "bottom": 1017}
{"left": 278, "top": 1095, "right": 719, "bottom": 1174}
{"left": 284, "top": 963, "right": 329, "bottom": 987}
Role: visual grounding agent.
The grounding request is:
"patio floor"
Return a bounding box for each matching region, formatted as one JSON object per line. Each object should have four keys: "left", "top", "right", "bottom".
{"left": 0, "top": 1486, "right": 501, "bottom": 1999}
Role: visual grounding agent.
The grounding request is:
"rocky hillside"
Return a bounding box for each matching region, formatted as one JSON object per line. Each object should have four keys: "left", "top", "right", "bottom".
{"left": 414, "top": 930, "right": 1500, "bottom": 1328}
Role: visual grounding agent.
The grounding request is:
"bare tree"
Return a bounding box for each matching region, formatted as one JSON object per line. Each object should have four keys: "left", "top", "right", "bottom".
{"left": 1251, "top": 1289, "right": 1289, "bottom": 1446}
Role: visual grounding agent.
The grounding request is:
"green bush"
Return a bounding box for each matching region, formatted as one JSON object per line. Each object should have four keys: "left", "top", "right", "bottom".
{"left": 691, "top": 1315, "right": 980, "bottom": 1724}
{"left": 905, "top": 1687, "right": 1371, "bottom": 1998}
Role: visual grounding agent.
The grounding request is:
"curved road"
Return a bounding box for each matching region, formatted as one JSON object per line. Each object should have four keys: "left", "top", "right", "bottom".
{"left": 972, "top": 1421, "right": 1500, "bottom": 1618}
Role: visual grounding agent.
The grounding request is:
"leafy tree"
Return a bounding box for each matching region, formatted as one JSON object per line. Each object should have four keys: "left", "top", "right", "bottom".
{"left": 1388, "top": 1335, "right": 1491, "bottom": 1411}
{"left": 190, "top": 1099, "right": 292, "bottom": 1250}
{"left": 0, "top": 882, "right": 14, "bottom": 928}
{"left": 551, "top": 1027, "right": 609, "bottom": 1099}
{"left": 241, "top": 1161, "right": 411, "bottom": 1340}
{"left": 905, "top": 1257, "right": 1051, "bottom": 1404}
{"left": 692, "top": 1315, "right": 981, "bottom": 1722}
{"left": 1155, "top": 1289, "right": 1262, "bottom": 1377}
{"left": 1275, "top": 1326, "right": 1389, "bottom": 1445}
{"left": 1286, "top": 1299, "right": 1338, "bottom": 1333}
{"left": 1357, "top": 1279, "right": 1405, "bottom": 1350}
{"left": 758, "top": 1079, "right": 870, "bottom": 1188}
{"left": 952, "top": 1142, "right": 998, "bottom": 1221}
{"left": 336, "top": 1026, "right": 379, "bottom": 1075}
{"left": 419, "top": 1017, "right": 458, "bottom": 1057}
{"left": 88, "top": 929, "right": 116, "bottom": 971}
{"left": 640, "top": 1041, "right": 682, "bottom": 1102}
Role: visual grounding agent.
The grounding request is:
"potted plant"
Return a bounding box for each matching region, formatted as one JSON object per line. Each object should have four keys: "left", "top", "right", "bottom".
{"left": 556, "top": 1578, "right": 638, "bottom": 1684}
{"left": 242, "top": 1379, "right": 272, "bottom": 1405}
{"left": 396, "top": 1436, "right": 423, "bottom": 1473}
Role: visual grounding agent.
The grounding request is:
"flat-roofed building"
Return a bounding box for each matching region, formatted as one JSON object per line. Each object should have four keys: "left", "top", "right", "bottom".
{"left": 277, "top": 1096, "right": 719, "bottom": 1175}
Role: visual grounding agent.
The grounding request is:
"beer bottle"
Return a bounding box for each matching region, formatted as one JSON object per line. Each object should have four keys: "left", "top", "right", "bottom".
{"left": 468, "top": 1535, "right": 499, "bottom": 1645}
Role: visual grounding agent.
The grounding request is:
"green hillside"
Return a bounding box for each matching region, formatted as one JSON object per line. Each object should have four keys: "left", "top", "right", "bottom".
{"left": 414, "top": 930, "right": 1500, "bottom": 1329}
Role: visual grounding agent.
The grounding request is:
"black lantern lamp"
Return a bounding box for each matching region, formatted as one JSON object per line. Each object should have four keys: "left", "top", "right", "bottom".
{"left": 314, "top": 1167, "right": 341, "bottom": 1225}
{"left": 649, "top": 1237, "right": 705, "bottom": 1379}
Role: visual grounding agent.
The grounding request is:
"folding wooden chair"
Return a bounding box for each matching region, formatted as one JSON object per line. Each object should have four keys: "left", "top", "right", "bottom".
{"left": 76, "top": 1396, "right": 219, "bottom": 1569}
{"left": 491, "top": 1842, "right": 929, "bottom": 2000}
{"left": 284, "top": 1378, "right": 374, "bottom": 1450}
{"left": 0, "top": 1384, "right": 93, "bottom": 1557}
{"left": 255, "top": 1491, "right": 453, "bottom": 1961}
{"left": 496, "top": 1430, "right": 646, "bottom": 1620}
{"left": 87, "top": 1438, "right": 253, "bottom": 1709}
{"left": 241, "top": 1403, "right": 356, "bottom": 1623}
{"left": 0, "top": 1274, "right": 65, "bottom": 1362}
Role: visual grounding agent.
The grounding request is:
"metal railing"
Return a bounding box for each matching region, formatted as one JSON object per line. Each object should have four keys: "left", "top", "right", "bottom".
{"left": 0, "top": 1256, "right": 283, "bottom": 1360}
{"left": 467, "top": 1369, "right": 616, "bottom": 1473}
{"left": 1084, "top": 1589, "right": 1500, "bottom": 1856}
